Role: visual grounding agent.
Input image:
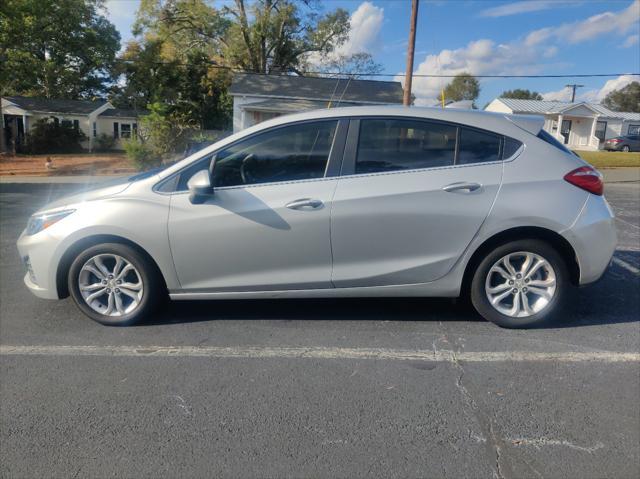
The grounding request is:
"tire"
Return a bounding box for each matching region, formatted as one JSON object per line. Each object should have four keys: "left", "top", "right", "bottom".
{"left": 622, "top": 145, "right": 630, "bottom": 152}
{"left": 470, "top": 239, "right": 570, "bottom": 329}
{"left": 68, "top": 243, "right": 164, "bottom": 326}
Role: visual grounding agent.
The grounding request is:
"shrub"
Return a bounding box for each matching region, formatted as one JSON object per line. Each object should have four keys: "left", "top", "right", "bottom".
{"left": 94, "top": 133, "right": 116, "bottom": 152}
{"left": 123, "top": 137, "right": 158, "bottom": 169}
{"left": 22, "top": 118, "right": 87, "bottom": 154}
{"left": 138, "top": 102, "right": 196, "bottom": 159}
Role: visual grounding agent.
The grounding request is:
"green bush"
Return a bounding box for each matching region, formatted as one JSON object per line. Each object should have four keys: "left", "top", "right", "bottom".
{"left": 22, "top": 118, "right": 87, "bottom": 153}
{"left": 123, "top": 137, "right": 158, "bottom": 169}
{"left": 94, "top": 133, "right": 116, "bottom": 152}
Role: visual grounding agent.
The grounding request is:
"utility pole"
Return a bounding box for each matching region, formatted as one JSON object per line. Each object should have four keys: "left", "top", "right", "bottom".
{"left": 566, "top": 84, "right": 584, "bottom": 102}
{"left": 403, "top": 0, "right": 419, "bottom": 106}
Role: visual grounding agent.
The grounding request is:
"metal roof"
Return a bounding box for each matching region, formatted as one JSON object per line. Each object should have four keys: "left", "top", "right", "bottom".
{"left": 229, "top": 73, "right": 403, "bottom": 104}
{"left": 3, "top": 96, "right": 107, "bottom": 114}
{"left": 240, "top": 98, "right": 363, "bottom": 113}
{"left": 493, "top": 98, "right": 640, "bottom": 121}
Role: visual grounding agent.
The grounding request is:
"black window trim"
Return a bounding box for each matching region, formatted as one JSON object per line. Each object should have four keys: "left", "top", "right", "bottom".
{"left": 154, "top": 118, "right": 349, "bottom": 194}
{"left": 340, "top": 116, "right": 515, "bottom": 177}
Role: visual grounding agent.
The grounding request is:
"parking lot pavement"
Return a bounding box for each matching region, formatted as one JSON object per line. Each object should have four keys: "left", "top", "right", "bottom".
{"left": 1, "top": 183, "right": 639, "bottom": 478}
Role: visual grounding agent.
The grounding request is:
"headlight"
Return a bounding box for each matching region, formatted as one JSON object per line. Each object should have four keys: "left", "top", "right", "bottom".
{"left": 25, "top": 209, "right": 75, "bottom": 236}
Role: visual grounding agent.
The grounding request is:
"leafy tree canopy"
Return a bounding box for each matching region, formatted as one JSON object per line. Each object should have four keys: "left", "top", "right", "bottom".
{"left": 0, "top": 0, "right": 120, "bottom": 98}
{"left": 439, "top": 73, "right": 480, "bottom": 104}
{"left": 499, "top": 89, "right": 543, "bottom": 100}
{"left": 602, "top": 82, "right": 640, "bottom": 113}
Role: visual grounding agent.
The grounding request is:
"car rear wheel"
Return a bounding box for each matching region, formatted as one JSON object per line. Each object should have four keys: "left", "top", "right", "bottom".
{"left": 68, "top": 243, "right": 163, "bottom": 326}
{"left": 470, "top": 240, "right": 570, "bottom": 328}
{"left": 622, "top": 145, "right": 630, "bottom": 152}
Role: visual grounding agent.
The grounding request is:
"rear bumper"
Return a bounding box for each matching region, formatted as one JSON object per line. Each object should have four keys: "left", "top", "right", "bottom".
{"left": 563, "top": 195, "right": 617, "bottom": 285}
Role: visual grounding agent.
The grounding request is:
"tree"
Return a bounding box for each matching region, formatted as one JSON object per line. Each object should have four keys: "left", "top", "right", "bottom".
{"left": 439, "top": 73, "right": 480, "bottom": 104}
{"left": 311, "top": 52, "right": 383, "bottom": 79}
{"left": 221, "top": 0, "right": 350, "bottom": 75}
{"left": 602, "top": 82, "right": 640, "bottom": 113}
{"left": 499, "top": 89, "right": 543, "bottom": 100}
{"left": 0, "top": 0, "right": 120, "bottom": 99}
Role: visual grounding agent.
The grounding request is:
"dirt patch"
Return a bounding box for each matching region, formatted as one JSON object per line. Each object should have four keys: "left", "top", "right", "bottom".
{"left": 0, "top": 153, "right": 137, "bottom": 176}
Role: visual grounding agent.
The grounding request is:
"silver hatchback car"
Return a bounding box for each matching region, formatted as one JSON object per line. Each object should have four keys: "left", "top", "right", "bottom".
{"left": 17, "top": 106, "right": 616, "bottom": 328}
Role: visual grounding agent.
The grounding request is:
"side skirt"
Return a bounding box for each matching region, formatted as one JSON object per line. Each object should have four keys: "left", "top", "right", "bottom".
{"left": 169, "top": 282, "right": 459, "bottom": 300}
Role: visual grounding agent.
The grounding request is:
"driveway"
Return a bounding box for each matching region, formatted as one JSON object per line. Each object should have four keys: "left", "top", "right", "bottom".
{"left": 1, "top": 182, "right": 639, "bottom": 478}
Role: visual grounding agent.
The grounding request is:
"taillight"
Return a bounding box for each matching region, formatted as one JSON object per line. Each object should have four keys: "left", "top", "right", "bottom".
{"left": 564, "top": 166, "right": 603, "bottom": 195}
{"left": 610, "top": 138, "right": 622, "bottom": 143}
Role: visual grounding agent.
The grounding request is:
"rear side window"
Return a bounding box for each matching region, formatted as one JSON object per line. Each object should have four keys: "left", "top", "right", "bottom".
{"left": 457, "top": 127, "right": 501, "bottom": 164}
{"left": 503, "top": 137, "right": 523, "bottom": 159}
{"left": 356, "top": 119, "right": 456, "bottom": 174}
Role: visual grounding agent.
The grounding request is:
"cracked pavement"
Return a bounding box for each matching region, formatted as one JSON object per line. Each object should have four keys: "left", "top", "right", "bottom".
{"left": 1, "top": 182, "right": 639, "bottom": 478}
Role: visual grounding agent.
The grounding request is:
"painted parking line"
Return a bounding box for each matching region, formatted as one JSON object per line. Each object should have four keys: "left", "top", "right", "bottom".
{"left": 1, "top": 345, "right": 638, "bottom": 362}
{"left": 612, "top": 256, "right": 640, "bottom": 274}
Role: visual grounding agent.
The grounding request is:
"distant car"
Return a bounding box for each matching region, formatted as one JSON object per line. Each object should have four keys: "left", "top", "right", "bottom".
{"left": 603, "top": 134, "right": 640, "bottom": 152}
{"left": 17, "top": 106, "right": 616, "bottom": 329}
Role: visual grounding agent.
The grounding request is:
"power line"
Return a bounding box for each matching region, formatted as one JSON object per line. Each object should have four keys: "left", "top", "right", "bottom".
{"left": 9, "top": 57, "right": 639, "bottom": 78}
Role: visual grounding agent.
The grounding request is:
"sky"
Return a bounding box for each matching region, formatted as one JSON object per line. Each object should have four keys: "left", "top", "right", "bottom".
{"left": 104, "top": 0, "right": 640, "bottom": 107}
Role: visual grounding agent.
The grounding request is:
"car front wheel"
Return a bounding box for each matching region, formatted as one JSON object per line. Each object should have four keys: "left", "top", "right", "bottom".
{"left": 470, "top": 240, "right": 570, "bottom": 328}
{"left": 68, "top": 243, "right": 163, "bottom": 326}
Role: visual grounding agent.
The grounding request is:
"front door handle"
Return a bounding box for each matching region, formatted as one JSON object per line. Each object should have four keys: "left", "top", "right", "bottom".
{"left": 285, "top": 198, "right": 324, "bottom": 210}
{"left": 442, "top": 182, "right": 482, "bottom": 193}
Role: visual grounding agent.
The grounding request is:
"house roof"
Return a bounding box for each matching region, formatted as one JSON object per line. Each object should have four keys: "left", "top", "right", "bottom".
{"left": 492, "top": 98, "right": 640, "bottom": 121}
{"left": 98, "top": 108, "right": 147, "bottom": 118}
{"left": 3, "top": 95, "right": 107, "bottom": 114}
{"left": 229, "top": 73, "right": 403, "bottom": 104}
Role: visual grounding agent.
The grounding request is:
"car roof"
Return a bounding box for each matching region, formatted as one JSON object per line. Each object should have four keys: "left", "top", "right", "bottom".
{"left": 157, "top": 105, "right": 544, "bottom": 180}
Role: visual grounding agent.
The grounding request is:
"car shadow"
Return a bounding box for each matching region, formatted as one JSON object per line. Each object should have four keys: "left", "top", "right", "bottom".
{"left": 141, "top": 250, "right": 639, "bottom": 328}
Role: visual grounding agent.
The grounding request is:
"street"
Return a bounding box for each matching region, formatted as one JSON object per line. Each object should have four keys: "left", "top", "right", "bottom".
{"left": 1, "top": 182, "right": 639, "bottom": 478}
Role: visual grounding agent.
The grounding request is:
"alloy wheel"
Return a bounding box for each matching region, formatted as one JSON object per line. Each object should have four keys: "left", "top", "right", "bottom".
{"left": 484, "top": 251, "right": 557, "bottom": 318}
{"left": 78, "top": 254, "right": 144, "bottom": 316}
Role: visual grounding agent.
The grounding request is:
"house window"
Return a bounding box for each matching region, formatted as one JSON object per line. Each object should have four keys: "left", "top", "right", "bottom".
{"left": 73, "top": 119, "right": 79, "bottom": 131}
{"left": 113, "top": 122, "right": 119, "bottom": 139}
{"left": 61, "top": 119, "right": 72, "bottom": 129}
{"left": 595, "top": 121, "right": 607, "bottom": 142}
{"left": 132, "top": 123, "right": 138, "bottom": 137}
{"left": 629, "top": 125, "right": 640, "bottom": 136}
{"left": 120, "top": 124, "right": 131, "bottom": 139}
{"left": 93, "top": 122, "right": 97, "bottom": 138}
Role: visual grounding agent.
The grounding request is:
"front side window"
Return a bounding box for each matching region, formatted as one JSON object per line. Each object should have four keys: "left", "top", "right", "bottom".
{"left": 175, "top": 120, "right": 337, "bottom": 191}
{"left": 356, "top": 119, "right": 456, "bottom": 174}
{"left": 457, "top": 127, "right": 501, "bottom": 164}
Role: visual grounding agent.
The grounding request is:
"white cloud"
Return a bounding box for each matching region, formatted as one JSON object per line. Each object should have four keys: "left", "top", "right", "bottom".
{"left": 542, "top": 87, "right": 571, "bottom": 102}
{"left": 306, "top": 2, "right": 383, "bottom": 67}
{"left": 579, "top": 74, "right": 640, "bottom": 102}
{"left": 525, "top": 0, "right": 640, "bottom": 46}
{"left": 395, "top": 38, "right": 553, "bottom": 105}
{"left": 335, "top": 2, "right": 384, "bottom": 56}
{"left": 480, "top": 1, "right": 572, "bottom": 18}
{"left": 399, "top": 1, "right": 640, "bottom": 105}
{"left": 622, "top": 34, "right": 640, "bottom": 48}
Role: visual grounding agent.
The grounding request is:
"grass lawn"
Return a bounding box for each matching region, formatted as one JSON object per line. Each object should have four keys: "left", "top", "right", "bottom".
{"left": 573, "top": 150, "right": 640, "bottom": 168}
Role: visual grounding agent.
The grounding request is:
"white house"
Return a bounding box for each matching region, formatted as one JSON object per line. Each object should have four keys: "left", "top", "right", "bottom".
{"left": 485, "top": 98, "right": 640, "bottom": 150}
{"left": 229, "top": 73, "right": 404, "bottom": 132}
{"left": 1, "top": 96, "right": 145, "bottom": 151}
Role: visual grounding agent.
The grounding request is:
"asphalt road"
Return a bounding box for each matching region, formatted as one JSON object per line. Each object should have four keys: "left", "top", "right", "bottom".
{"left": 1, "top": 182, "right": 639, "bottom": 479}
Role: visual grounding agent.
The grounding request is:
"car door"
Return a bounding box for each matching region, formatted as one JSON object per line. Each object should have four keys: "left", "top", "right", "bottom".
{"left": 330, "top": 118, "right": 505, "bottom": 288}
{"left": 167, "top": 119, "right": 346, "bottom": 292}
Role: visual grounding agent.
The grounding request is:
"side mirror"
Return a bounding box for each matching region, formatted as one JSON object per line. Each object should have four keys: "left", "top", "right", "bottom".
{"left": 187, "top": 169, "right": 213, "bottom": 204}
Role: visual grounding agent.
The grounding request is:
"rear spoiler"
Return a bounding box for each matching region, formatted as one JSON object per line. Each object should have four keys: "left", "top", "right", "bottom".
{"left": 504, "top": 114, "right": 545, "bottom": 136}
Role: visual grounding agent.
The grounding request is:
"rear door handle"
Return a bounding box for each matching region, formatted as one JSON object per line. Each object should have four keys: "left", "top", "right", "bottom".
{"left": 442, "top": 182, "right": 482, "bottom": 193}
{"left": 285, "top": 198, "right": 324, "bottom": 210}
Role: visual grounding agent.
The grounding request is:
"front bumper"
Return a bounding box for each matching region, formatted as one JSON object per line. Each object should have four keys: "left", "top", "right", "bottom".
{"left": 563, "top": 194, "right": 617, "bottom": 285}
{"left": 17, "top": 229, "right": 62, "bottom": 300}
